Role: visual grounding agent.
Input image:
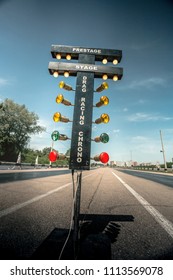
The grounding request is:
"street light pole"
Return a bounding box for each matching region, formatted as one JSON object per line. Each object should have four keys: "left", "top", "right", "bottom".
{"left": 160, "top": 130, "right": 167, "bottom": 170}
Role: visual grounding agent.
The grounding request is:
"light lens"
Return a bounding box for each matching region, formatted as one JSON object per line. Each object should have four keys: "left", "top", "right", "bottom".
{"left": 113, "top": 75, "right": 118, "bottom": 81}
{"left": 56, "top": 94, "right": 64, "bottom": 104}
{"left": 64, "top": 71, "right": 69, "bottom": 78}
{"left": 53, "top": 71, "right": 58, "bottom": 78}
{"left": 100, "top": 96, "right": 109, "bottom": 105}
{"left": 102, "top": 74, "right": 108, "bottom": 80}
{"left": 102, "top": 58, "right": 108, "bottom": 64}
{"left": 99, "top": 152, "right": 109, "bottom": 163}
{"left": 100, "top": 133, "right": 109, "bottom": 143}
{"left": 59, "top": 81, "right": 65, "bottom": 88}
{"left": 49, "top": 151, "right": 58, "bottom": 162}
{"left": 53, "top": 112, "right": 61, "bottom": 122}
{"left": 66, "top": 54, "right": 71, "bottom": 60}
{"left": 113, "top": 59, "right": 118, "bottom": 65}
{"left": 51, "top": 131, "right": 60, "bottom": 141}
{"left": 102, "top": 82, "right": 109, "bottom": 90}
{"left": 56, "top": 54, "right": 61, "bottom": 59}
{"left": 101, "top": 113, "right": 110, "bottom": 123}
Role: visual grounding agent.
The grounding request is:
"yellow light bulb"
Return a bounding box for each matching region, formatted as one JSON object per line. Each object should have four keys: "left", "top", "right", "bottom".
{"left": 53, "top": 112, "right": 61, "bottom": 122}
{"left": 56, "top": 94, "right": 64, "bottom": 104}
{"left": 100, "top": 96, "right": 109, "bottom": 105}
{"left": 56, "top": 54, "right": 61, "bottom": 59}
{"left": 64, "top": 71, "right": 69, "bottom": 78}
{"left": 102, "top": 58, "right": 108, "bottom": 64}
{"left": 66, "top": 54, "right": 71, "bottom": 60}
{"left": 96, "top": 82, "right": 109, "bottom": 92}
{"left": 101, "top": 113, "right": 110, "bottom": 123}
{"left": 59, "top": 81, "right": 73, "bottom": 91}
{"left": 113, "top": 75, "right": 118, "bottom": 81}
{"left": 102, "top": 82, "right": 109, "bottom": 90}
{"left": 102, "top": 74, "right": 108, "bottom": 80}
{"left": 59, "top": 81, "right": 65, "bottom": 89}
{"left": 113, "top": 59, "right": 118, "bottom": 65}
{"left": 53, "top": 71, "right": 58, "bottom": 78}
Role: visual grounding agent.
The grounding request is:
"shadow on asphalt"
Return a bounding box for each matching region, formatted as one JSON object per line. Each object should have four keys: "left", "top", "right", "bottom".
{"left": 32, "top": 214, "right": 134, "bottom": 260}
{"left": 0, "top": 169, "right": 71, "bottom": 183}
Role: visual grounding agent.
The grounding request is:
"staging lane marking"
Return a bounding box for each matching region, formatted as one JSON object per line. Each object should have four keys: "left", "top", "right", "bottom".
{"left": 0, "top": 173, "right": 94, "bottom": 219}
{"left": 112, "top": 171, "right": 173, "bottom": 239}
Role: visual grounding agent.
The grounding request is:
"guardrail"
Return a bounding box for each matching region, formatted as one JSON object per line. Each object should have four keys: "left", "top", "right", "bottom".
{"left": 0, "top": 161, "right": 53, "bottom": 170}
{"left": 131, "top": 166, "right": 173, "bottom": 173}
{"left": 0, "top": 161, "right": 69, "bottom": 169}
{"left": 0, "top": 161, "right": 49, "bottom": 167}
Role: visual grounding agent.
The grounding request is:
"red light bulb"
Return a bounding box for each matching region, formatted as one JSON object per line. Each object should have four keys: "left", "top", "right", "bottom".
{"left": 49, "top": 151, "right": 58, "bottom": 162}
{"left": 99, "top": 152, "right": 109, "bottom": 163}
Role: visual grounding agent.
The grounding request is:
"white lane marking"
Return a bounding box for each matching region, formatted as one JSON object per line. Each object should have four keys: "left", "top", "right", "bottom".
{"left": 0, "top": 173, "right": 94, "bottom": 219}
{"left": 112, "top": 171, "right": 173, "bottom": 239}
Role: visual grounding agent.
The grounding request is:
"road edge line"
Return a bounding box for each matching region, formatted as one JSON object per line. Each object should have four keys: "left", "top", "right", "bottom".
{"left": 112, "top": 171, "right": 173, "bottom": 239}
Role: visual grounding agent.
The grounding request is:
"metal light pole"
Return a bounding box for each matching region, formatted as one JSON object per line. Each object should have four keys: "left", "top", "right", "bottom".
{"left": 160, "top": 130, "right": 167, "bottom": 170}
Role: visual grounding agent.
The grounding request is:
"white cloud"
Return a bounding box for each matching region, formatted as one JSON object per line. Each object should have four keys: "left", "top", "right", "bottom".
{"left": 0, "top": 78, "right": 9, "bottom": 87}
{"left": 127, "top": 112, "right": 173, "bottom": 122}
{"left": 119, "top": 77, "right": 166, "bottom": 91}
{"left": 131, "top": 136, "right": 148, "bottom": 142}
{"left": 128, "top": 77, "right": 166, "bottom": 90}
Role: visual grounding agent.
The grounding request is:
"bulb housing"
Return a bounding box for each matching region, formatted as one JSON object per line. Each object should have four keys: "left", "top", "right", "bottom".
{"left": 53, "top": 112, "right": 70, "bottom": 123}
{"left": 95, "top": 96, "right": 109, "bottom": 107}
{"left": 56, "top": 94, "right": 72, "bottom": 106}
{"left": 93, "top": 152, "right": 109, "bottom": 163}
{"left": 95, "top": 113, "right": 110, "bottom": 124}
{"left": 59, "top": 81, "right": 73, "bottom": 91}
{"left": 96, "top": 82, "right": 109, "bottom": 93}
{"left": 94, "top": 133, "right": 109, "bottom": 143}
{"left": 51, "top": 130, "right": 69, "bottom": 141}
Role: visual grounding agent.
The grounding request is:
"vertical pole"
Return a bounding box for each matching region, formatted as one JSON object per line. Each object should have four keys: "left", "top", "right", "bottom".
{"left": 160, "top": 130, "right": 167, "bottom": 170}
{"left": 73, "top": 171, "right": 82, "bottom": 257}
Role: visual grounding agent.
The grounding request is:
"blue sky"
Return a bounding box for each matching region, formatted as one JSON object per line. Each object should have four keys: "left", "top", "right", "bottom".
{"left": 0, "top": 0, "right": 173, "bottom": 164}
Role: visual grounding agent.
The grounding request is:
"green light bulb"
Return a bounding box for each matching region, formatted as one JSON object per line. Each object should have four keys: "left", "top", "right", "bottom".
{"left": 51, "top": 131, "right": 60, "bottom": 141}
{"left": 100, "top": 133, "right": 109, "bottom": 143}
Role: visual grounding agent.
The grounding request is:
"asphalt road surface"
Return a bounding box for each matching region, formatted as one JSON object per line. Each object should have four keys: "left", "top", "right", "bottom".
{"left": 0, "top": 167, "right": 173, "bottom": 260}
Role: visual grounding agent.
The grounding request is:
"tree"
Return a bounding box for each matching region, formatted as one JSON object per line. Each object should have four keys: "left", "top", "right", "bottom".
{"left": 0, "top": 99, "right": 45, "bottom": 161}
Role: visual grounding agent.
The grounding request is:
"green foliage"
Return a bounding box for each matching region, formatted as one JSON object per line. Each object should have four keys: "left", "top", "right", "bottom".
{"left": 22, "top": 147, "right": 69, "bottom": 166}
{"left": 22, "top": 147, "right": 51, "bottom": 164}
{"left": 160, "top": 162, "right": 173, "bottom": 168}
{"left": 0, "top": 99, "right": 45, "bottom": 161}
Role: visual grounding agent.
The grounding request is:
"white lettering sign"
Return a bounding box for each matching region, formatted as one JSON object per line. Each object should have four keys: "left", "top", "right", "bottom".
{"left": 72, "top": 48, "right": 101, "bottom": 54}
{"left": 77, "top": 131, "right": 84, "bottom": 163}
{"left": 75, "top": 65, "right": 98, "bottom": 71}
